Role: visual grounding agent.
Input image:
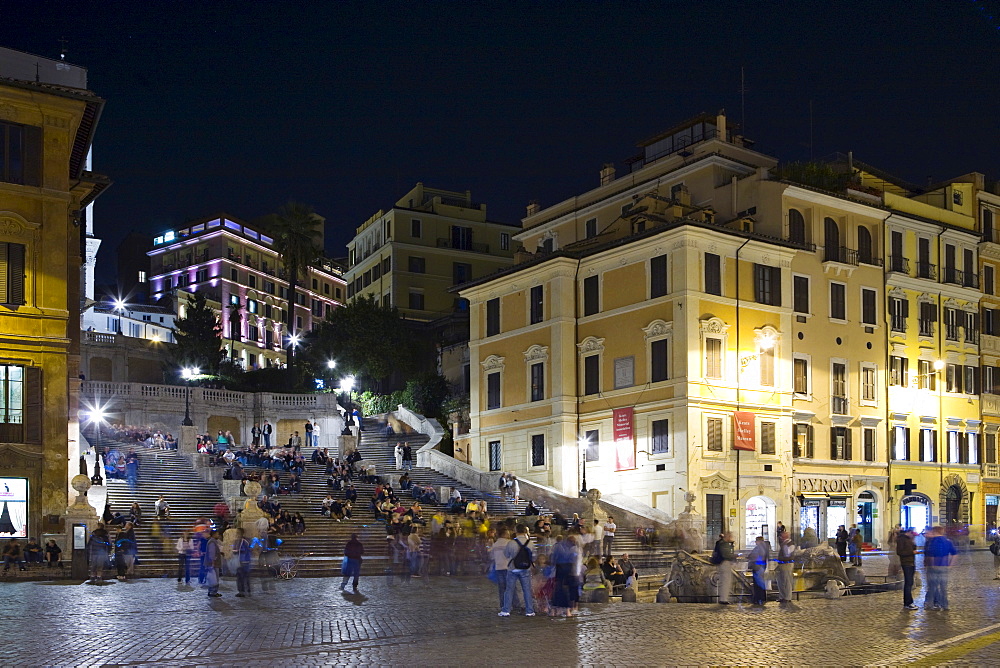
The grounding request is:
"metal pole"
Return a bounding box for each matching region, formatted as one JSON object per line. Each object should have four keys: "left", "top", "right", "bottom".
{"left": 182, "top": 381, "right": 193, "bottom": 427}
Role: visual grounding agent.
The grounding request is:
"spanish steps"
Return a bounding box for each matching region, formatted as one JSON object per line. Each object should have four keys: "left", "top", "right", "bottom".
{"left": 81, "top": 416, "right": 662, "bottom": 577}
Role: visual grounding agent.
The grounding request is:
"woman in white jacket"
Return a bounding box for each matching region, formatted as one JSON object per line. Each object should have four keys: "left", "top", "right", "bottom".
{"left": 394, "top": 442, "right": 404, "bottom": 470}
{"left": 175, "top": 531, "right": 194, "bottom": 585}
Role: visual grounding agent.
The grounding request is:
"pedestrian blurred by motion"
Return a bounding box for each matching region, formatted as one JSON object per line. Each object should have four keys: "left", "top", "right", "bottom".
{"left": 233, "top": 528, "right": 252, "bottom": 597}
{"left": 924, "top": 526, "right": 957, "bottom": 610}
{"left": 342, "top": 533, "right": 364, "bottom": 591}
{"left": 748, "top": 535, "right": 769, "bottom": 607}
{"left": 488, "top": 527, "right": 512, "bottom": 611}
{"left": 835, "top": 525, "right": 849, "bottom": 562}
{"left": 990, "top": 532, "right": 1000, "bottom": 579}
{"left": 711, "top": 532, "right": 735, "bottom": 605}
{"left": 776, "top": 531, "right": 795, "bottom": 605}
{"left": 205, "top": 529, "right": 223, "bottom": 597}
{"left": 896, "top": 527, "right": 918, "bottom": 610}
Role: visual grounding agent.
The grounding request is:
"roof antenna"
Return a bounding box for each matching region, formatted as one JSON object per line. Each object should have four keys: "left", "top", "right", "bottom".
{"left": 739, "top": 66, "right": 746, "bottom": 135}
{"left": 59, "top": 37, "right": 68, "bottom": 61}
{"left": 809, "top": 99, "right": 814, "bottom": 160}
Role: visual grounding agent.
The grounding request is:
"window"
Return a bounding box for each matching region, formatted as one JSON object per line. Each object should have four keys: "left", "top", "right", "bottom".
{"left": 966, "top": 312, "right": 980, "bottom": 344}
{"left": 0, "top": 365, "right": 23, "bottom": 425}
{"left": 584, "top": 429, "right": 600, "bottom": 462}
{"left": 832, "top": 362, "right": 847, "bottom": 414}
{"left": 650, "top": 339, "right": 669, "bottom": 382}
{"left": 788, "top": 209, "right": 805, "bottom": 244}
{"left": 488, "top": 440, "right": 502, "bottom": 471}
{"left": 986, "top": 265, "right": 995, "bottom": 296}
{"left": 0, "top": 242, "right": 26, "bottom": 305}
{"left": 0, "top": 121, "right": 42, "bottom": 186}
{"left": 530, "top": 362, "right": 544, "bottom": 402}
{"left": 500, "top": 233, "right": 510, "bottom": 250}
{"left": 705, "top": 338, "right": 723, "bottom": 379}
{"left": 583, "top": 275, "right": 599, "bottom": 315}
{"left": 311, "top": 278, "right": 318, "bottom": 290}
{"left": 486, "top": 372, "right": 501, "bottom": 410}
{"left": 986, "top": 209, "right": 996, "bottom": 242}
{"left": 857, "top": 226, "right": 873, "bottom": 264}
{"left": 761, "top": 421, "right": 776, "bottom": 455}
{"left": 968, "top": 432, "right": 980, "bottom": 465}
{"left": 948, "top": 431, "right": 960, "bottom": 463}
{"left": 793, "top": 275, "right": 810, "bottom": 314}
{"left": 921, "top": 428, "right": 937, "bottom": 462}
{"left": 945, "top": 244, "right": 957, "bottom": 283}
{"left": 486, "top": 298, "right": 500, "bottom": 336}
{"left": 408, "top": 291, "right": 424, "bottom": 310}
{"left": 585, "top": 218, "right": 598, "bottom": 239}
{"left": 530, "top": 285, "right": 544, "bottom": 324}
{"left": 861, "top": 288, "right": 876, "bottom": 325}
{"left": 247, "top": 299, "right": 257, "bottom": 314}
{"left": 965, "top": 365, "right": 979, "bottom": 395}
{"left": 830, "top": 282, "right": 846, "bottom": 320}
{"left": 408, "top": 256, "right": 426, "bottom": 274}
{"left": 754, "top": 264, "right": 781, "bottom": 306}
{"left": 452, "top": 225, "right": 473, "bottom": 250}
{"left": 531, "top": 434, "right": 545, "bottom": 467}
{"left": 890, "top": 355, "right": 908, "bottom": 386}
{"left": 986, "top": 307, "right": 1000, "bottom": 336}
{"left": 651, "top": 419, "right": 669, "bottom": 454}
{"left": 229, "top": 294, "right": 240, "bottom": 307}
{"left": 890, "top": 297, "right": 908, "bottom": 332}
{"left": 247, "top": 324, "right": 259, "bottom": 342}
{"left": 704, "top": 253, "right": 722, "bottom": 296}
{"left": 324, "top": 282, "right": 331, "bottom": 294}
{"left": 372, "top": 264, "right": 381, "bottom": 281}
{"left": 861, "top": 364, "right": 876, "bottom": 402}
{"left": 195, "top": 268, "right": 207, "bottom": 283}
{"left": 945, "top": 308, "right": 959, "bottom": 340}
{"left": 831, "top": 426, "right": 851, "bottom": 460}
{"left": 794, "top": 357, "right": 809, "bottom": 394}
{"left": 760, "top": 345, "right": 774, "bottom": 387}
{"left": 264, "top": 280, "right": 275, "bottom": 295}
{"left": 863, "top": 428, "right": 876, "bottom": 462}
{"left": 138, "top": 270, "right": 147, "bottom": 283}
{"left": 947, "top": 363, "right": 963, "bottom": 393}
{"left": 411, "top": 219, "right": 421, "bottom": 238}
{"left": 794, "top": 423, "right": 814, "bottom": 458}
{"left": 987, "top": 432, "right": 997, "bottom": 465}
{"left": 918, "top": 359, "right": 937, "bottom": 390}
{"left": 650, "top": 254, "right": 668, "bottom": 298}
{"left": 382, "top": 257, "right": 391, "bottom": 274}
{"left": 231, "top": 268, "right": 238, "bottom": 282}
{"left": 584, "top": 354, "right": 600, "bottom": 395}
{"left": 893, "top": 425, "right": 910, "bottom": 460}
{"left": 706, "top": 417, "right": 723, "bottom": 452}
{"left": 919, "top": 302, "right": 937, "bottom": 337}
{"left": 453, "top": 262, "right": 472, "bottom": 285}
{"left": 824, "top": 217, "right": 841, "bottom": 262}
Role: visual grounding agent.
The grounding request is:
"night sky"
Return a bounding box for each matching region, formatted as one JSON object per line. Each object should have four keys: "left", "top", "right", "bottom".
{"left": 5, "top": 1, "right": 1000, "bottom": 285}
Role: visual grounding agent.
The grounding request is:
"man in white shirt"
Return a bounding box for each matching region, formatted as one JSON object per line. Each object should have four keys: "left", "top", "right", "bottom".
{"left": 488, "top": 528, "right": 513, "bottom": 613}
{"left": 603, "top": 516, "right": 617, "bottom": 557}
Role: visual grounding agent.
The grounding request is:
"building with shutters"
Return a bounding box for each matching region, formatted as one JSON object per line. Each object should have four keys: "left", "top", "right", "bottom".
{"left": 457, "top": 110, "right": 994, "bottom": 549}
{"left": 0, "top": 68, "right": 108, "bottom": 541}
{"left": 147, "top": 214, "right": 345, "bottom": 370}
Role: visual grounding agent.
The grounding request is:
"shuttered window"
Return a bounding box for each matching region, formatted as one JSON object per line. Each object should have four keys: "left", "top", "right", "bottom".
{"left": 706, "top": 417, "right": 723, "bottom": 451}
{"left": 0, "top": 365, "right": 40, "bottom": 444}
{"left": 0, "top": 242, "right": 26, "bottom": 305}
{"left": 0, "top": 122, "right": 42, "bottom": 186}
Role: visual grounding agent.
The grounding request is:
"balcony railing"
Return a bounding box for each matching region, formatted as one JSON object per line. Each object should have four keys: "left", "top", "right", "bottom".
{"left": 984, "top": 463, "right": 1000, "bottom": 480}
{"left": 944, "top": 268, "right": 980, "bottom": 289}
{"left": 917, "top": 262, "right": 937, "bottom": 280}
{"left": 918, "top": 320, "right": 935, "bottom": 337}
{"left": 888, "top": 256, "right": 909, "bottom": 274}
{"left": 824, "top": 246, "right": 858, "bottom": 265}
{"left": 891, "top": 315, "right": 907, "bottom": 333}
{"left": 436, "top": 238, "right": 490, "bottom": 254}
{"left": 832, "top": 395, "right": 849, "bottom": 415}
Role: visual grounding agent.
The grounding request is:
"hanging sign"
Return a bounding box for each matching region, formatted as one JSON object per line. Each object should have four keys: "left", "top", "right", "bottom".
{"left": 733, "top": 411, "right": 756, "bottom": 451}
{"left": 613, "top": 407, "right": 635, "bottom": 471}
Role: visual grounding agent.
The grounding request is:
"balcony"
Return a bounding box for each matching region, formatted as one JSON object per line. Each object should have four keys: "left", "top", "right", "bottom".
{"left": 890, "top": 315, "right": 907, "bottom": 333}
{"left": 943, "top": 268, "right": 980, "bottom": 289}
{"left": 888, "top": 256, "right": 910, "bottom": 275}
{"left": 918, "top": 320, "right": 935, "bottom": 337}
{"left": 984, "top": 463, "right": 1000, "bottom": 480}
{"left": 436, "top": 238, "right": 490, "bottom": 254}
{"left": 917, "top": 262, "right": 937, "bottom": 280}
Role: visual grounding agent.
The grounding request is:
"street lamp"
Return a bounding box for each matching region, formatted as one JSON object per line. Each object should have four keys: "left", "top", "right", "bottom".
{"left": 181, "top": 366, "right": 200, "bottom": 427}
{"left": 112, "top": 297, "right": 127, "bottom": 335}
{"left": 578, "top": 434, "right": 591, "bottom": 495}
{"left": 339, "top": 375, "right": 356, "bottom": 410}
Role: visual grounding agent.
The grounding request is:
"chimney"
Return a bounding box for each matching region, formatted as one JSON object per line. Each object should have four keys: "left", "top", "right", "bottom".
{"left": 526, "top": 200, "right": 540, "bottom": 217}
{"left": 716, "top": 109, "right": 727, "bottom": 142}
{"left": 600, "top": 163, "right": 616, "bottom": 186}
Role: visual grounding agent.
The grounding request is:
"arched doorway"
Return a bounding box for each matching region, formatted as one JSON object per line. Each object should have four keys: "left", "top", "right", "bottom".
{"left": 856, "top": 490, "right": 876, "bottom": 543}
{"left": 824, "top": 217, "right": 840, "bottom": 262}
{"left": 744, "top": 495, "right": 776, "bottom": 549}
{"left": 944, "top": 485, "right": 961, "bottom": 524}
{"left": 901, "top": 494, "right": 931, "bottom": 536}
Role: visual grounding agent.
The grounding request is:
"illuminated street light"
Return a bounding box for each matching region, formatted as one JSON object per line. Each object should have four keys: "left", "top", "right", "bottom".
{"left": 112, "top": 297, "right": 127, "bottom": 334}
{"left": 327, "top": 360, "right": 336, "bottom": 369}
{"left": 180, "top": 366, "right": 200, "bottom": 426}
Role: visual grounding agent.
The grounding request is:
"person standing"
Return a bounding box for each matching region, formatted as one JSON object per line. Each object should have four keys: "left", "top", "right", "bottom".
{"left": 402, "top": 443, "right": 413, "bottom": 471}
{"left": 713, "top": 532, "right": 736, "bottom": 605}
{"left": 748, "top": 535, "right": 769, "bottom": 607}
{"left": 850, "top": 526, "right": 864, "bottom": 567}
{"left": 342, "top": 533, "right": 364, "bottom": 591}
{"left": 500, "top": 524, "right": 535, "bottom": 617}
{"left": 896, "top": 527, "right": 918, "bottom": 610}
{"left": 262, "top": 420, "right": 272, "bottom": 448}
{"left": 394, "top": 442, "right": 404, "bottom": 470}
{"left": 835, "top": 525, "right": 849, "bottom": 562}
{"left": 488, "top": 528, "right": 513, "bottom": 611}
{"left": 289, "top": 431, "right": 302, "bottom": 452}
{"left": 990, "top": 533, "right": 1000, "bottom": 580}
{"left": 176, "top": 531, "right": 194, "bottom": 584}
{"left": 312, "top": 421, "right": 321, "bottom": 450}
{"left": 233, "top": 528, "right": 252, "bottom": 597}
{"left": 923, "top": 526, "right": 957, "bottom": 610}
{"left": 251, "top": 423, "right": 261, "bottom": 447}
{"left": 304, "top": 420, "right": 314, "bottom": 448}
{"left": 776, "top": 531, "right": 795, "bottom": 605}
{"left": 205, "top": 529, "right": 223, "bottom": 597}
{"left": 86, "top": 524, "right": 111, "bottom": 582}
{"left": 602, "top": 516, "right": 616, "bottom": 557}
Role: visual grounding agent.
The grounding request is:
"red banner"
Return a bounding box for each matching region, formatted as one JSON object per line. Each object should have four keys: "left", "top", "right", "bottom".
{"left": 733, "top": 411, "right": 756, "bottom": 451}
{"left": 613, "top": 407, "right": 635, "bottom": 470}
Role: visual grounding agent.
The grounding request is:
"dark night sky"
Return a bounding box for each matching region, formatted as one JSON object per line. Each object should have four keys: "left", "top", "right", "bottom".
{"left": 5, "top": 1, "right": 1000, "bottom": 285}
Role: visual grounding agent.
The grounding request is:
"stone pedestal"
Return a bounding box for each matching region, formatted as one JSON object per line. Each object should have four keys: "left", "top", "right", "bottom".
{"left": 179, "top": 425, "right": 197, "bottom": 455}
{"left": 340, "top": 434, "right": 357, "bottom": 459}
{"left": 581, "top": 488, "right": 608, "bottom": 524}
{"left": 64, "top": 474, "right": 99, "bottom": 579}
{"left": 237, "top": 481, "right": 267, "bottom": 557}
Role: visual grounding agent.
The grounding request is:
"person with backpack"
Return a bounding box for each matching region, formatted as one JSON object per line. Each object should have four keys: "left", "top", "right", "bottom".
{"left": 500, "top": 524, "right": 535, "bottom": 617}
{"left": 711, "top": 532, "right": 736, "bottom": 605}
{"left": 991, "top": 533, "right": 1000, "bottom": 580}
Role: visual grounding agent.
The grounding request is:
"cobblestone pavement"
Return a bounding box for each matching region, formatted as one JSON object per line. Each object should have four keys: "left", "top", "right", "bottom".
{"left": 3, "top": 551, "right": 1000, "bottom": 666}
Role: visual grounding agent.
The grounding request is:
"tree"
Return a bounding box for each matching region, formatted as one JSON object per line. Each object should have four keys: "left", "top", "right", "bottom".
{"left": 260, "top": 201, "right": 323, "bottom": 372}
{"left": 304, "top": 295, "right": 415, "bottom": 391}
{"left": 169, "top": 290, "right": 224, "bottom": 376}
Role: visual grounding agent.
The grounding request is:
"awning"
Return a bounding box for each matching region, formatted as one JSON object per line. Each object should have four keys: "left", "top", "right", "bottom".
{"left": 800, "top": 492, "right": 829, "bottom": 499}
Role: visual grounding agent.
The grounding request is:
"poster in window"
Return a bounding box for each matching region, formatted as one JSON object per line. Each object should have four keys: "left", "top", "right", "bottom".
{"left": 613, "top": 407, "right": 635, "bottom": 470}
{"left": 0, "top": 478, "right": 28, "bottom": 538}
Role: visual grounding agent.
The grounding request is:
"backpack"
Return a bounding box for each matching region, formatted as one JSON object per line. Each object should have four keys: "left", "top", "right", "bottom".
{"left": 511, "top": 537, "right": 533, "bottom": 570}
{"left": 709, "top": 542, "right": 723, "bottom": 565}
{"left": 991, "top": 541, "right": 999, "bottom": 556}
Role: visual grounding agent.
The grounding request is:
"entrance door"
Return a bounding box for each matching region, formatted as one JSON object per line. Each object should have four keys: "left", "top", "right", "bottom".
{"left": 706, "top": 494, "right": 724, "bottom": 543}
{"left": 745, "top": 496, "right": 776, "bottom": 548}
{"left": 987, "top": 495, "right": 999, "bottom": 538}
{"left": 901, "top": 495, "right": 930, "bottom": 536}
{"left": 945, "top": 485, "right": 961, "bottom": 524}
{"left": 856, "top": 491, "right": 875, "bottom": 543}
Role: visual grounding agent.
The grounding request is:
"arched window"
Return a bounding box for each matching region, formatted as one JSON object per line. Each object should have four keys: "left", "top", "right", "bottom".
{"left": 857, "top": 226, "right": 873, "bottom": 264}
{"left": 824, "top": 217, "right": 840, "bottom": 262}
{"left": 788, "top": 209, "right": 805, "bottom": 244}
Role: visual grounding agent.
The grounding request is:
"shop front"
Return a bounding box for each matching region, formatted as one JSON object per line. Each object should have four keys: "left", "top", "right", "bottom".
{"left": 794, "top": 475, "right": 855, "bottom": 546}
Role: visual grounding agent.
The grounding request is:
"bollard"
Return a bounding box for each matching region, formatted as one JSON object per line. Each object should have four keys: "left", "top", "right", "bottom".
{"left": 621, "top": 585, "right": 637, "bottom": 602}
{"left": 656, "top": 586, "right": 671, "bottom": 603}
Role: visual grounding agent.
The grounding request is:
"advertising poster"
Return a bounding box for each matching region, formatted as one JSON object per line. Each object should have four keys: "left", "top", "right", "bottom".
{"left": 733, "top": 411, "right": 756, "bottom": 451}
{"left": 0, "top": 478, "right": 28, "bottom": 538}
{"left": 613, "top": 407, "right": 635, "bottom": 471}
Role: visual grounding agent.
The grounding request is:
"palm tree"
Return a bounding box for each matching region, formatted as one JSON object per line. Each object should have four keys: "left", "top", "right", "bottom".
{"left": 261, "top": 201, "right": 323, "bottom": 372}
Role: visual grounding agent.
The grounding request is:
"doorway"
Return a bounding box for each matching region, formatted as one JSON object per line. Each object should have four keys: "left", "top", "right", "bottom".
{"left": 745, "top": 495, "right": 776, "bottom": 548}
{"left": 706, "top": 494, "right": 724, "bottom": 543}
{"left": 945, "top": 485, "right": 962, "bottom": 524}
{"left": 901, "top": 494, "right": 931, "bottom": 536}
{"left": 856, "top": 491, "right": 875, "bottom": 543}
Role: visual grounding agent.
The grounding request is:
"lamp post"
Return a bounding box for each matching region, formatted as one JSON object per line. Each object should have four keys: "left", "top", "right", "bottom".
{"left": 339, "top": 375, "right": 356, "bottom": 407}
{"left": 578, "top": 434, "right": 590, "bottom": 495}
{"left": 112, "top": 297, "right": 127, "bottom": 335}
{"left": 326, "top": 359, "right": 336, "bottom": 392}
{"left": 181, "top": 366, "right": 199, "bottom": 427}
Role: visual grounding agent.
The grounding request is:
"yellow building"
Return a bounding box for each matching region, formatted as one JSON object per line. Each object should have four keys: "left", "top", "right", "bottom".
{"left": 978, "top": 186, "right": 1000, "bottom": 536}
{"left": 345, "top": 183, "right": 518, "bottom": 320}
{"left": 0, "top": 74, "right": 108, "bottom": 539}
{"left": 459, "top": 111, "right": 989, "bottom": 548}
